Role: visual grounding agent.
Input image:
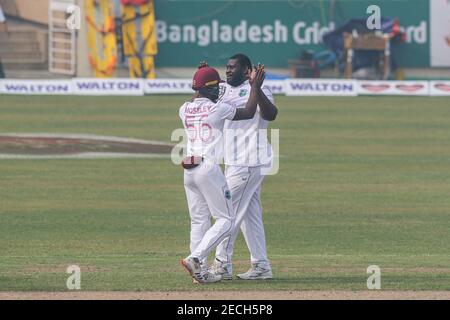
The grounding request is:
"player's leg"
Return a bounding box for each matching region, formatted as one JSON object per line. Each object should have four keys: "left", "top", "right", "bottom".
{"left": 241, "top": 187, "right": 270, "bottom": 266}
{"left": 214, "top": 165, "right": 264, "bottom": 274}
{"left": 181, "top": 164, "right": 230, "bottom": 283}
{"left": 214, "top": 166, "right": 250, "bottom": 264}
{"left": 189, "top": 164, "right": 235, "bottom": 263}
{"left": 237, "top": 185, "right": 272, "bottom": 280}
{"left": 183, "top": 178, "right": 211, "bottom": 267}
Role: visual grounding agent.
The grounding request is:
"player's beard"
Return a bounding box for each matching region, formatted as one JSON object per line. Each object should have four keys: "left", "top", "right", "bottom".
{"left": 199, "top": 86, "right": 220, "bottom": 102}
{"left": 227, "top": 72, "right": 246, "bottom": 87}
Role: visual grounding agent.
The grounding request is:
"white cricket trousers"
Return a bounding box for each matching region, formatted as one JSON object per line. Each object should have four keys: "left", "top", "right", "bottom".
{"left": 184, "top": 161, "right": 235, "bottom": 263}
{"left": 215, "top": 165, "right": 270, "bottom": 268}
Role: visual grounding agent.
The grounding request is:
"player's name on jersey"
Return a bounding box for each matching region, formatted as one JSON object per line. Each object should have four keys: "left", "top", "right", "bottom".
{"left": 185, "top": 105, "right": 212, "bottom": 114}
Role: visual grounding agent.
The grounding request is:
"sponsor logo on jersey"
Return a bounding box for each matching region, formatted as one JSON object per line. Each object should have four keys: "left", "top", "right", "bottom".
{"left": 239, "top": 89, "right": 248, "bottom": 97}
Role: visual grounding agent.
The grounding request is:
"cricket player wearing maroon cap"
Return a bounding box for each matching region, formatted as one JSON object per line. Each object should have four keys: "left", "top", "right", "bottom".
{"left": 179, "top": 64, "right": 266, "bottom": 284}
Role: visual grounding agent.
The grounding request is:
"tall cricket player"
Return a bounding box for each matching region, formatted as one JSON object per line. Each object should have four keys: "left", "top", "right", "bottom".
{"left": 210, "top": 54, "right": 278, "bottom": 280}
{"left": 180, "top": 64, "right": 266, "bottom": 284}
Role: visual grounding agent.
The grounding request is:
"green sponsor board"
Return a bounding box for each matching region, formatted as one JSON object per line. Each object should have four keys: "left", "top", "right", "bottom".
{"left": 153, "top": 0, "right": 429, "bottom": 68}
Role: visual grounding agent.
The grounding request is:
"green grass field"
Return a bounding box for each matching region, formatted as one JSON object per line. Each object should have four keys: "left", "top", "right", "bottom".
{"left": 0, "top": 95, "right": 449, "bottom": 292}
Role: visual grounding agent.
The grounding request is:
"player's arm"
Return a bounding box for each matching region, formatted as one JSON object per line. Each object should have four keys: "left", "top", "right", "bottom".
{"left": 249, "top": 64, "right": 278, "bottom": 121}
{"left": 232, "top": 65, "right": 265, "bottom": 121}
{"left": 257, "top": 88, "right": 278, "bottom": 121}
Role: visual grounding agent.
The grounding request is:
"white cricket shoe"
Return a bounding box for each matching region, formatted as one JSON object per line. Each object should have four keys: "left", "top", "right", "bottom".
{"left": 181, "top": 257, "right": 201, "bottom": 276}
{"left": 197, "top": 271, "right": 222, "bottom": 284}
{"left": 181, "top": 257, "right": 221, "bottom": 284}
{"left": 237, "top": 264, "right": 273, "bottom": 280}
{"left": 208, "top": 258, "right": 233, "bottom": 280}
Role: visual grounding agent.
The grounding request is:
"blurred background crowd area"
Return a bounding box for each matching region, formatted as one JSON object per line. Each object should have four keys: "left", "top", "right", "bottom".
{"left": 0, "top": 0, "right": 449, "bottom": 80}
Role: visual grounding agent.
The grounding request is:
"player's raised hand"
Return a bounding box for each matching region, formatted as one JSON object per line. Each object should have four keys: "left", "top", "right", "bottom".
{"left": 247, "top": 65, "right": 256, "bottom": 83}
{"left": 251, "top": 64, "right": 265, "bottom": 89}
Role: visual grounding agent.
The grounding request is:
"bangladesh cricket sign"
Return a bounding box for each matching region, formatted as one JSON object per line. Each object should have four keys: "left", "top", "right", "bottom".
{"left": 153, "top": 0, "right": 432, "bottom": 68}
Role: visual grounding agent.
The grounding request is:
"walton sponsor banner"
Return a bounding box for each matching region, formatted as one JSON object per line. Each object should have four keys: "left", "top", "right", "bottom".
{"left": 145, "top": 79, "right": 193, "bottom": 94}
{"left": 263, "top": 80, "right": 286, "bottom": 95}
{"left": 73, "top": 78, "right": 144, "bottom": 96}
{"left": 286, "top": 79, "right": 357, "bottom": 96}
{"left": 144, "top": 79, "right": 286, "bottom": 94}
{"left": 0, "top": 78, "right": 445, "bottom": 97}
{"left": 0, "top": 79, "right": 73, "bottom": 95}
{"left": 429, "top": 81, "right": 450, "bottom": 96}
{"left": 430, "top": 0, "right": 450, "bottom": 67}
{"left": 357, "top": 81, "right": 429, "bottom": 96}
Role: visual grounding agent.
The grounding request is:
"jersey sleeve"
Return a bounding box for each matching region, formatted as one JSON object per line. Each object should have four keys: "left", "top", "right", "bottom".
{"left": 219, "top": 102, "right": 237, "bottom": 120}
{"left": 256, "top": 85, "right": 275, "bottom": 113}
{"left": 179, "top": 103, "right": 186, "bottom": 121}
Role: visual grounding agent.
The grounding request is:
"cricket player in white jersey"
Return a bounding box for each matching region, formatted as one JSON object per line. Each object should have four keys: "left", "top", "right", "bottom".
{"left": 180, "top": 65, "right": 266, "bottom": 283}
{"left": 208, "top": 54, "right": 279, "bottom": 280}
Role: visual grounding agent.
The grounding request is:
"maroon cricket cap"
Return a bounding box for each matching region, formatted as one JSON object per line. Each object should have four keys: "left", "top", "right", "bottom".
{"left": 192, "top": 67, "right": 224, "bottom": 90}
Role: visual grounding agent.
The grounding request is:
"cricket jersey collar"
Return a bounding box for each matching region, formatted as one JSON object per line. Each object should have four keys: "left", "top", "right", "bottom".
{"left": 229, "top": 80, "right": 249, "bottom": 89}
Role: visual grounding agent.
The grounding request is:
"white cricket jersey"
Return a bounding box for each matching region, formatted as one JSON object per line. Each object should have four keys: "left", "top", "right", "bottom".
{"left": 220, "top": 81, "right": 274, "bottom": 167}
{"left": 179, "top": 97, "right": 236, "bottom": 163}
